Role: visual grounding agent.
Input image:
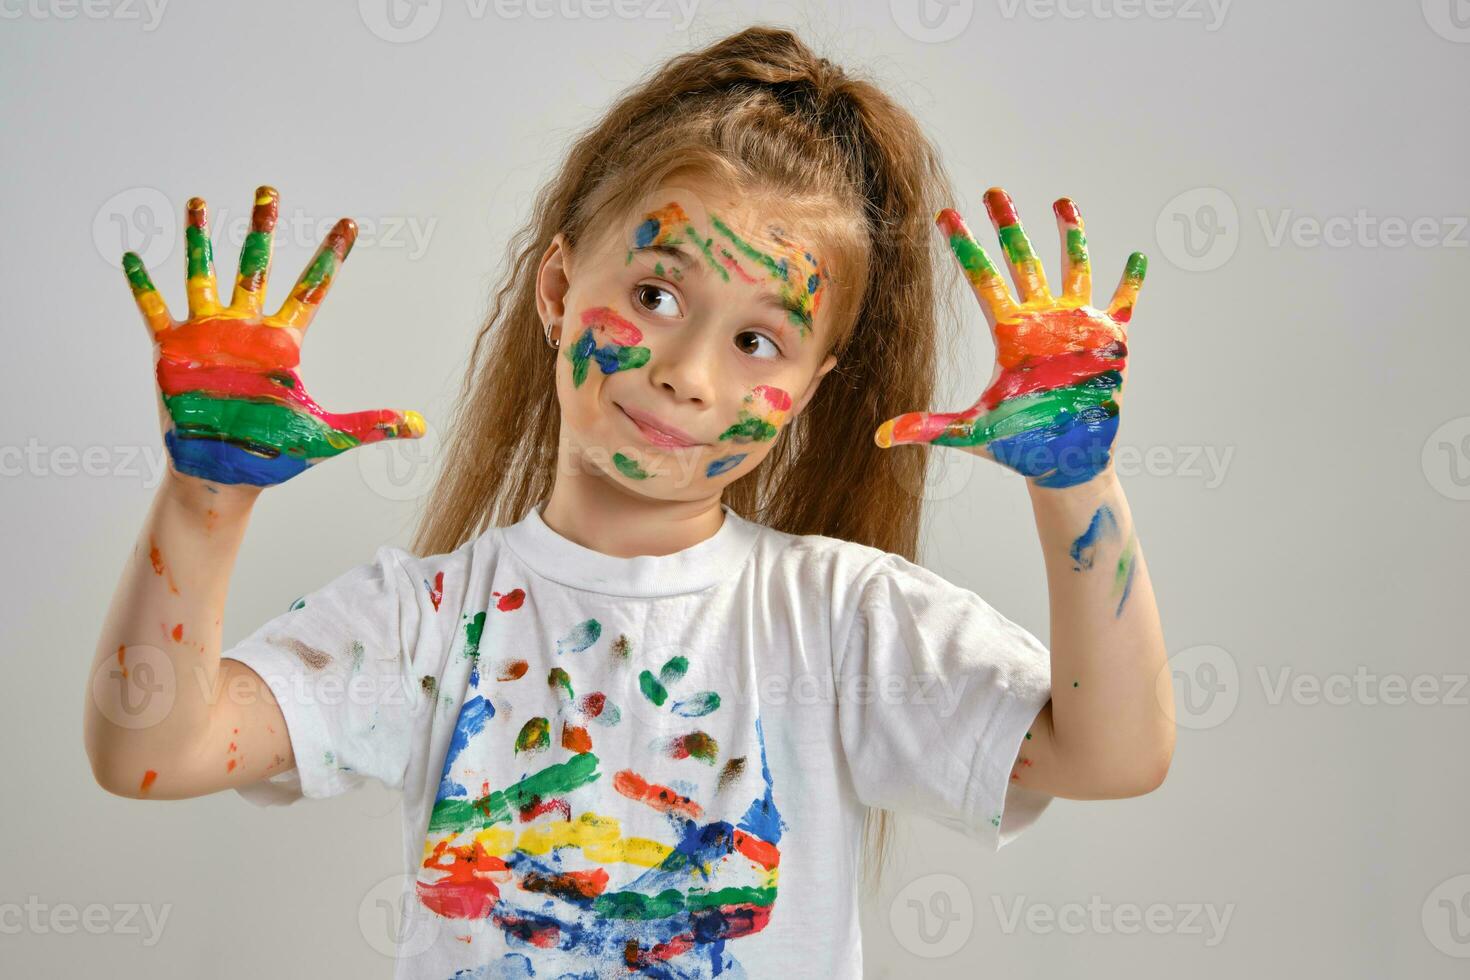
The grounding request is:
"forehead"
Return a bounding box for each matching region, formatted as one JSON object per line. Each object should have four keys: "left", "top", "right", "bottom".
{"left": 608, "top": 182, "right": 832, "bottom": 342}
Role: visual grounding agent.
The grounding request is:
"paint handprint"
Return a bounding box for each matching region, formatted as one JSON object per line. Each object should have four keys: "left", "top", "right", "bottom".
{"left": 121, "top": 186, "right": 425, "bottom": 487}
{"left": 875, "top": 188, "right": 1147, "bottom": 489}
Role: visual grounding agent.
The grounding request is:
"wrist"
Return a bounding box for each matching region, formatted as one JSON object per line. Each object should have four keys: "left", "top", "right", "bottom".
{"left": 161, "top": 467, "right": 262, "bottom": 520}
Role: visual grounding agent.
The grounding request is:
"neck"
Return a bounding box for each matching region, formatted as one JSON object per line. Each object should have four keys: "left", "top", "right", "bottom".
{"left": 541, "top": 437, "right": 727, "bottom": 558}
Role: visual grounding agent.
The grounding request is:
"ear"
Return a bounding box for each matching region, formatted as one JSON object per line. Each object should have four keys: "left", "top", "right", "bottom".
{"left": 536, "top": 232, "right": 573, "bottom": 343}
{"left": 791, "top": 352, "right": 839, "bottom": 416}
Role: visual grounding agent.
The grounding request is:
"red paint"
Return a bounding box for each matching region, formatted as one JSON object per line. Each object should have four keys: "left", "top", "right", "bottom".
{"left": 148, "top": 541, "right": 165, "bottom": 575}
{"left": 580, "top": 306, "right": 644, "bottom": 346}
{"left": 519, "top": 797, "right": 572, "bottom": 822}
{"left": 495, "top": 588, "right": 526, "bottom": 612}
{"left": 158, "top": 317, "right": 301, "bottom": 371}
{"left": 171, "top": 623, "right": 183, "bottom": 642}
{"left": 561, "top": 723, "right": 592, "bottom": 753}
{"left": 139, "top": 770, "right": 157, "bottom": 794}
{"left": 579, "top": 692, "right": 606, "bottom": 718}
{"left": 498, "top": 659, "right": 529, "bottom": 681}
{"left": 715, "top": 248, "right": 760, "bottom": 284}
{"left": 753, "top": 385, "right": 792, "bottom": 411}
{"left": 428, "top": 571, "right": 444, "bottom": 611}
{"left": 226, "top": 759, "right": 237, "bottom": 773}
{"left": 1053, "top": 197, "right": 1081, "bottom": 225}
{"left": 613, "top": 769, "right": 703, "bottom": 818}
{"left": 980, "top": 344, "right": 1125, "bottom": 411}
{"left": 985, "top": 187, "right": 1019, "bottom": 227}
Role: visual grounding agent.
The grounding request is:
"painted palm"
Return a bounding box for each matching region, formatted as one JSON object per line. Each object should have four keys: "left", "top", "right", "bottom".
{"left": 121, "top": 186, "right": 425, "bottom": 487}
{"left": 875, "top": 188, "right": 1147, "bottom": 489}
{"left": 420, "top": 604, "right": 783, "bottom": 977}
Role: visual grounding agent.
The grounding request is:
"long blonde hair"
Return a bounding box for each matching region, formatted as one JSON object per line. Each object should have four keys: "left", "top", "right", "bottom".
{"left": 412, "top": 25, "right": 957, "bottom": 893}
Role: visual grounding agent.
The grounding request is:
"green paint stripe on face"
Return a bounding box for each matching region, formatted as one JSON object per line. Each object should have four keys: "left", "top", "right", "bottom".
{"left": 997, "top": 224, "right": 1037, "bottom": 266}
{"left": 613, "top": 453, "right": 648, "bottom": 479}
{"left": 947, "top": 230, "right": 1002, "bottom": 281}
{"left": 685, "top": 224, "right": 729, "bottom": 283}
{"left": 709, "top": 214, "right": 784, "bottom": 280}
{"left": 162, "top": 392, "right": 358, "bottom": 459}
{"left": 718, "top": 417, "right": 778, "bottom": 443}
{"left": 122, "top": 253, "right": 156, "bottom": 295}
{"left": 185, "top": 224, "right": 214, "bottom": 280}
{"left": 237, "top": 231, "right": 272, "bottom": 284}
{"left": 1066, "top": 228, "right": 1089, "bottom": 266}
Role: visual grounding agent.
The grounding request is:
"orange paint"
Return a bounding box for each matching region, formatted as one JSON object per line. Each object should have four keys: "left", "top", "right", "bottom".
{"left": 116, "top": 644, "right": 127, "bottom": 679}
{"left": 171, "top": 623, "right": 184, "bottom": 642}
{"left": 139, "top": 769, "right": 157, "bottom": 794}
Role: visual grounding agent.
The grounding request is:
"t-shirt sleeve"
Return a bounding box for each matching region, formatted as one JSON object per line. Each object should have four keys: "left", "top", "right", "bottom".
{"left": 833, "top": 552, "right": 1054, "bottom": 850}
{"left": 220, "top": 543, "right": 425, "bottom": 807}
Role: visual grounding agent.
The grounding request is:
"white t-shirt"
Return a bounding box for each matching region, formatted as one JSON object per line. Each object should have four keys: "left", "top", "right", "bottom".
{"left": 222, "top": 501, "right": 1053, "bottom": 979}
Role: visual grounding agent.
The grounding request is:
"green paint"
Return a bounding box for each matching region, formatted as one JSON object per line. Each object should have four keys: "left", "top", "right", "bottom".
{"left": 680, "top": 731, "right": 718, "bottom": 764}
{"left": 710, "top": 214, "right": 785, "bottom": 281}
{"left": 639, "top": 669, "right": 667, "bottom": 706}
{"left": 122, "top": 253, "right": 156, "bottom": 294}
{"left": 658, "top": 655, "right": 688, "bottom": 685}
{"left": 946, "top": 230, "right": 1002, "bottom": 281}
{"left": 298, "top": 247, "right": 336, "bottom": 289}
{"left": 684, "top": 224, "right": 728, "bottom": 283}
{"left": 997, "top": 223, "right": 1037, "bottom": 266}
{"left": 463, "top": 611, "right": 486, "bottom": 662}
{"left": 427, "top": 753, "right": 600, "bottom": 834}
{"left": 162, "top": 392, "right": 358, "bottom": 459}
{"left": 592, "top": 885, "right": 776, "bottom": 922}
{"left": 237, "top": 230, "right": 271, "bottom": 285}
{"left": 613, "top": 453, "right": 649, "bottom": 480}
{"left": 932, "top": 378, "right": 1119, "bottom": 449}
{"left": 718, "top": 416, "right": 778, "bottom": 443}
{"left": 1066, "top": 228, "right": 1088, "bottom": 267}
{"left": 185, "top": 224, "right": 214, "bottom": 280}
{"left": 1124, "top": 251, "right": 1148, "bottom": 282}
{"left": 549, "top": 667, "right": 573, "bottom": 701}
{"left": 516, "top": 716, "right": 550, "bottom": 754}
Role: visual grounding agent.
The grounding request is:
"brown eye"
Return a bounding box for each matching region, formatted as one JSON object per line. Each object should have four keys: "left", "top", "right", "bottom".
{"left": 736, "top": 330, "right": 780, "bottom": 360}
{"left": 634, "top": 283, "right": 681, "bottom": 317}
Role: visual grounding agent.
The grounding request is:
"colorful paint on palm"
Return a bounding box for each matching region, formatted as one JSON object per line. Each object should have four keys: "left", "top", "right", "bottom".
{"left": 874, "top": 188, "right": 1147, "bottom": 489}
{"left": 629, "top": 200, "right": 826, "bottom": 338}
{"left": 420, "top": 600, "right": 784, "bottom": 974}
{"left": 122, "top": 186, "right": 424, "bottom": 487}
{"left": 567, "top": 306, "right": 652, "bottom": 388}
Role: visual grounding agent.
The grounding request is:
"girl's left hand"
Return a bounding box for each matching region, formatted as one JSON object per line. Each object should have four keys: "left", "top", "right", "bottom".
{"left": 874, "top": 187, "right": 1147, "bottom": 489}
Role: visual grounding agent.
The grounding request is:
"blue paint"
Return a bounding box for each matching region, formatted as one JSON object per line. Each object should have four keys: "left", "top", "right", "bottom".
{"left": 706, "top": 454, "right": 747, "bottom": 478}
{"left": 1069, "top": 505, "right": 1119, "bottom": 571}
{"left": 985, "top": 406, "right": 1118, "bottom": 489}
{"left": 165, "top": 430, "right": 310, "bottom": 486}
{"left": 736, "top": 716, "right": 784, "bottom": 845}
{"left": 436, "top": 695, "right": 494, "bottom": 800}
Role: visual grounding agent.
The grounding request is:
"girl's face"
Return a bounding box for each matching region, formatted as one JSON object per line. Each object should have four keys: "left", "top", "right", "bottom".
{"left": 537, "top": 179, "right": 840, "bottom": 500}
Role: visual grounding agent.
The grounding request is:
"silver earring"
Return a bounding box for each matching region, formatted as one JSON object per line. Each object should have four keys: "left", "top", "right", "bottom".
{"left": 544, "top": 321, "right": 560, "bottom": 349}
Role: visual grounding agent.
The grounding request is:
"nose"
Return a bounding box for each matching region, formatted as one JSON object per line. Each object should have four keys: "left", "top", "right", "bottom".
{"left": 646, "top": 331, "right": 718, "bottom": 406}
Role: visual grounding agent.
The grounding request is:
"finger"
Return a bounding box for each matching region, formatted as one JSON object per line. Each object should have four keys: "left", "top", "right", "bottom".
{"left": 272, "top": 218, "right": 358, "bottom": 332}
{"left": 1106, "top": 252, "right": 1148, "bottom": 323}
{"left": 935, "top": 208, "right": 1019, "bottom": 325}
{"left": 184, "top": 197, "right": 222, "bottom": 317}
{"left": 985, "top": 187, "right": 1052, "bottom": 305}
{"left": 321, "top": 408, "right": 427, "bottom": 449}
{"left": 875, "top": 408, "right": 974, "bottom": 449}
{"left": 229, "top": 185, "right": 280, "bottom": 316}
{"left": 121, "top": 252, "right": 172, "bottom": 335}
{"left": 1052, "top": 197, "right": 1091, "bottom": 304}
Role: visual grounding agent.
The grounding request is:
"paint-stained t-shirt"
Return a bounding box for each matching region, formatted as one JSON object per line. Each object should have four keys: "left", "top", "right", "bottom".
{"left": 221, "top": 501, "right": 1054, "bottom": 979}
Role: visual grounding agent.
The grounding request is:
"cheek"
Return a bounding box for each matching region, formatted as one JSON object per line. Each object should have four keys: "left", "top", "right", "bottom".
{"left": 715, "top": 384, "right": 793, "bottom": 443}
{"left": 563, "top": 305, "right": 652, "bottom": 389}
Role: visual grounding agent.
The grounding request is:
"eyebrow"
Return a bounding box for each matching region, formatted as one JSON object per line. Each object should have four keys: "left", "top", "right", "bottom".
{"left": 631, "top": 242, "right": 809, "bottom": 335}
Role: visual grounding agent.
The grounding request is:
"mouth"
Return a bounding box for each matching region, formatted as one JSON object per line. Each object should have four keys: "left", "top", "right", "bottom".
{"left": 616, "top": 403, "right": 704, "bottom": 449}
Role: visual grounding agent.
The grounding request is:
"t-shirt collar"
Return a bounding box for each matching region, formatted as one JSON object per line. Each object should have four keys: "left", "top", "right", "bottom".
{"left": 501, "top": 500, "right": 762, "bottom": 597}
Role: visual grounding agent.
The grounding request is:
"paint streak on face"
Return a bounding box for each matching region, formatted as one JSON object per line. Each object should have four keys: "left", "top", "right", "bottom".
{"left": 566, "top": 307, "right": 652, "bottom": 388}
{"left": 705, "top": 453, "right": 747, "bottom": 478}
{"left": 626, "top": 201, "right": 827, "bottom": 339}
{"left": 718, "top": 386, "right": 791, "bottom": 444}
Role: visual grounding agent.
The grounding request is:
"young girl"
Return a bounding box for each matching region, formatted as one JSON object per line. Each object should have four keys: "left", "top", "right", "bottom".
{"left": 85, "top": 26, "right": 1173, "bottom": 979}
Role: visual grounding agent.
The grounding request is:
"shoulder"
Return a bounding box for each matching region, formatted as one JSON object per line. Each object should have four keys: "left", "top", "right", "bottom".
{"left": 740, "top": 519, "right": 926, "bottom": 600}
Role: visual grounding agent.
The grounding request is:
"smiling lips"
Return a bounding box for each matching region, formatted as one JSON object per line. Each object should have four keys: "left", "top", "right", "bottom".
{"left": 618, "top": 404, "right": 703, "bottom": 449}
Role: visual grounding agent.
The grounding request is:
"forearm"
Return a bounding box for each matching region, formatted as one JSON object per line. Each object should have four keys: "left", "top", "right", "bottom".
{"left": 84, "top": 470, "right": 260, "bottom": 794}
{"left": 1026, "top": 464, "right": 1173, "bottom": 794}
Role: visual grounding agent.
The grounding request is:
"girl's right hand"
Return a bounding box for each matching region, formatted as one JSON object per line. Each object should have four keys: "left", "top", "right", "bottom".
{"left": 121, "top": 185, "right": 426, "bottom": 490}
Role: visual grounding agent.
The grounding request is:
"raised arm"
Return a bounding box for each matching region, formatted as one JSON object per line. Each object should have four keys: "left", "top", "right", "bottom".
{"left": 84, "top": 186, "right": 425, "bottom": 800}
{"left": 875, "top": 187, "right": 1173, "bottom": 800}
